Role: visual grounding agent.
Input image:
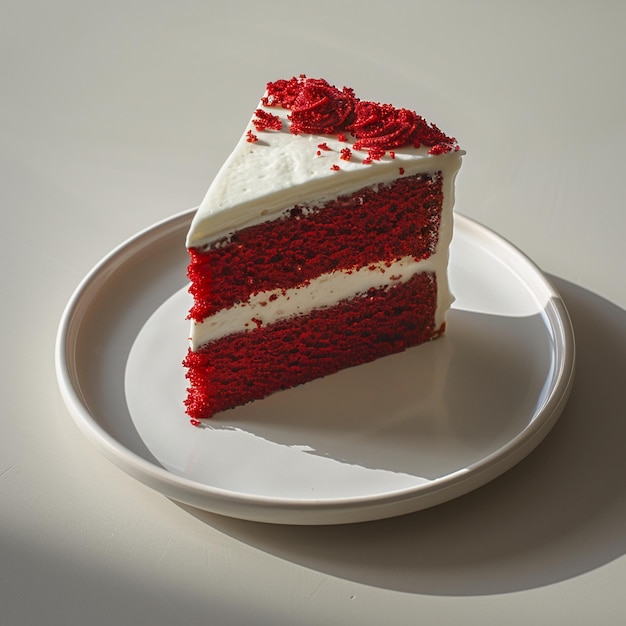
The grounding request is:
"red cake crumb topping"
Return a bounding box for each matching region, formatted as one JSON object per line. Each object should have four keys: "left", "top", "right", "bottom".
{"left": 262, "top": 75, "right": 459, "bottom": 155}
{"left": 317, "top": 142, "right": 331, "bottom": 151}
{"left": 330, "top": 164, "right": 340, "bottom": 171}
{"left": 261, "top": 75, "right": 305, "bottom": 108}
{"left": 245, "top": 130, "right": 258, "bottom": 143}
{"left": 340, "top": 147, "right": 352, "bottom": 161}
{"left": 252, "top": 109, "right": 282, "bottom": 131}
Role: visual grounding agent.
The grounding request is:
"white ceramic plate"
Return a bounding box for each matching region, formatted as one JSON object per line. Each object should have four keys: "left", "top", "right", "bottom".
{"left": 55, "top": 211, "right": 575, "bottom": 525}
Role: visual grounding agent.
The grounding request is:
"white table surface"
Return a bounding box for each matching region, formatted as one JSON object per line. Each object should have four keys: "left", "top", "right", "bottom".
{"left": 2, "top": 1, "right": 625, "bottom": 624}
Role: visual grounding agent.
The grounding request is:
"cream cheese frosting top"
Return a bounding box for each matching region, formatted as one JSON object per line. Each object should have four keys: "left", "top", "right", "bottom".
{"left": 186, "top": 102, "right": 464, "bottom": 249}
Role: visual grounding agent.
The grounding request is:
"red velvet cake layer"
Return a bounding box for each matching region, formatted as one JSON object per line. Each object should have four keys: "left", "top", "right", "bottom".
{"left": 187, "top": 172, "right": 443, "bottom": 321}
{"left": 183, "top": 272, "right": 440, "bottom": 419}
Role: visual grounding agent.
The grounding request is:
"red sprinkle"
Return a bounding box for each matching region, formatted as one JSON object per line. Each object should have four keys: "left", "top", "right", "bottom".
{"left": 317, "top": 142, "right": 331, "bottom": 151}
{"left": 246, "top": 130, "right": 258, "bottom": 143}
{"left": 340, "top": 147, "right": 352, "bottom": 161}
{"left": 330, "top": 164, "right": 340, "bottom": 171}
{"left": 399, "top": 167, "right": 405, "bottom": 175}
{"left": 367, "top": 147, "right": 386, "bottom": 161}
{"left": 429, "top": 144, "right": 449, "bottom": 155}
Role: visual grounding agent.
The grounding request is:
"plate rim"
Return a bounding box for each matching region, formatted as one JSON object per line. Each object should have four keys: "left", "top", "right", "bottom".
{"left": 55, "top": 210, "right": 576, "bottom": 524}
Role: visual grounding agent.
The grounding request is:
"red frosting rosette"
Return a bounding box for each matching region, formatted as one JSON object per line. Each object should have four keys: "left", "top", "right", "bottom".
{"left": 350, "top": 102, "right": 419, "bottom": 150}
{"left": 351, "top": 101, "right": 457, "bottom": 153}
{"left": 288, "top": 78, "right": 356, "bottom": 135}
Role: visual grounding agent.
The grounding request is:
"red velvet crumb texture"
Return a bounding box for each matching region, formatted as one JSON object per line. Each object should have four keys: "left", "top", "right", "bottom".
{"left": 187, "top": 172, "right": 443, "bottom": 321}
{"left": 259, "top": 75, "right": 460, "bottom": 155}
{"left": 183, "top": 272, "right": 440, "bottom": 420}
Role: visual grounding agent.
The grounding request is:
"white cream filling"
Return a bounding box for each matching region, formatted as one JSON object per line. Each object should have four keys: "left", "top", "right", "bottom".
{"left": 189, "top": 253, "right": 454, "bottom": 350}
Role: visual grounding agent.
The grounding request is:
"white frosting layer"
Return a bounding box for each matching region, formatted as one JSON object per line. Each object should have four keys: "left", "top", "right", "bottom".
{"left": 190, "top": 252, "right": 454, "bottom": 350}
{"left": 186, "top": 102, "right": 464, "bottom": 248}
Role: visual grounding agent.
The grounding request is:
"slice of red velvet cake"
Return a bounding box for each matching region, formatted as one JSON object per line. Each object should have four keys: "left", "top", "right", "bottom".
{"left": 184, "top": 76, "right": 463, "bottom": 422}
